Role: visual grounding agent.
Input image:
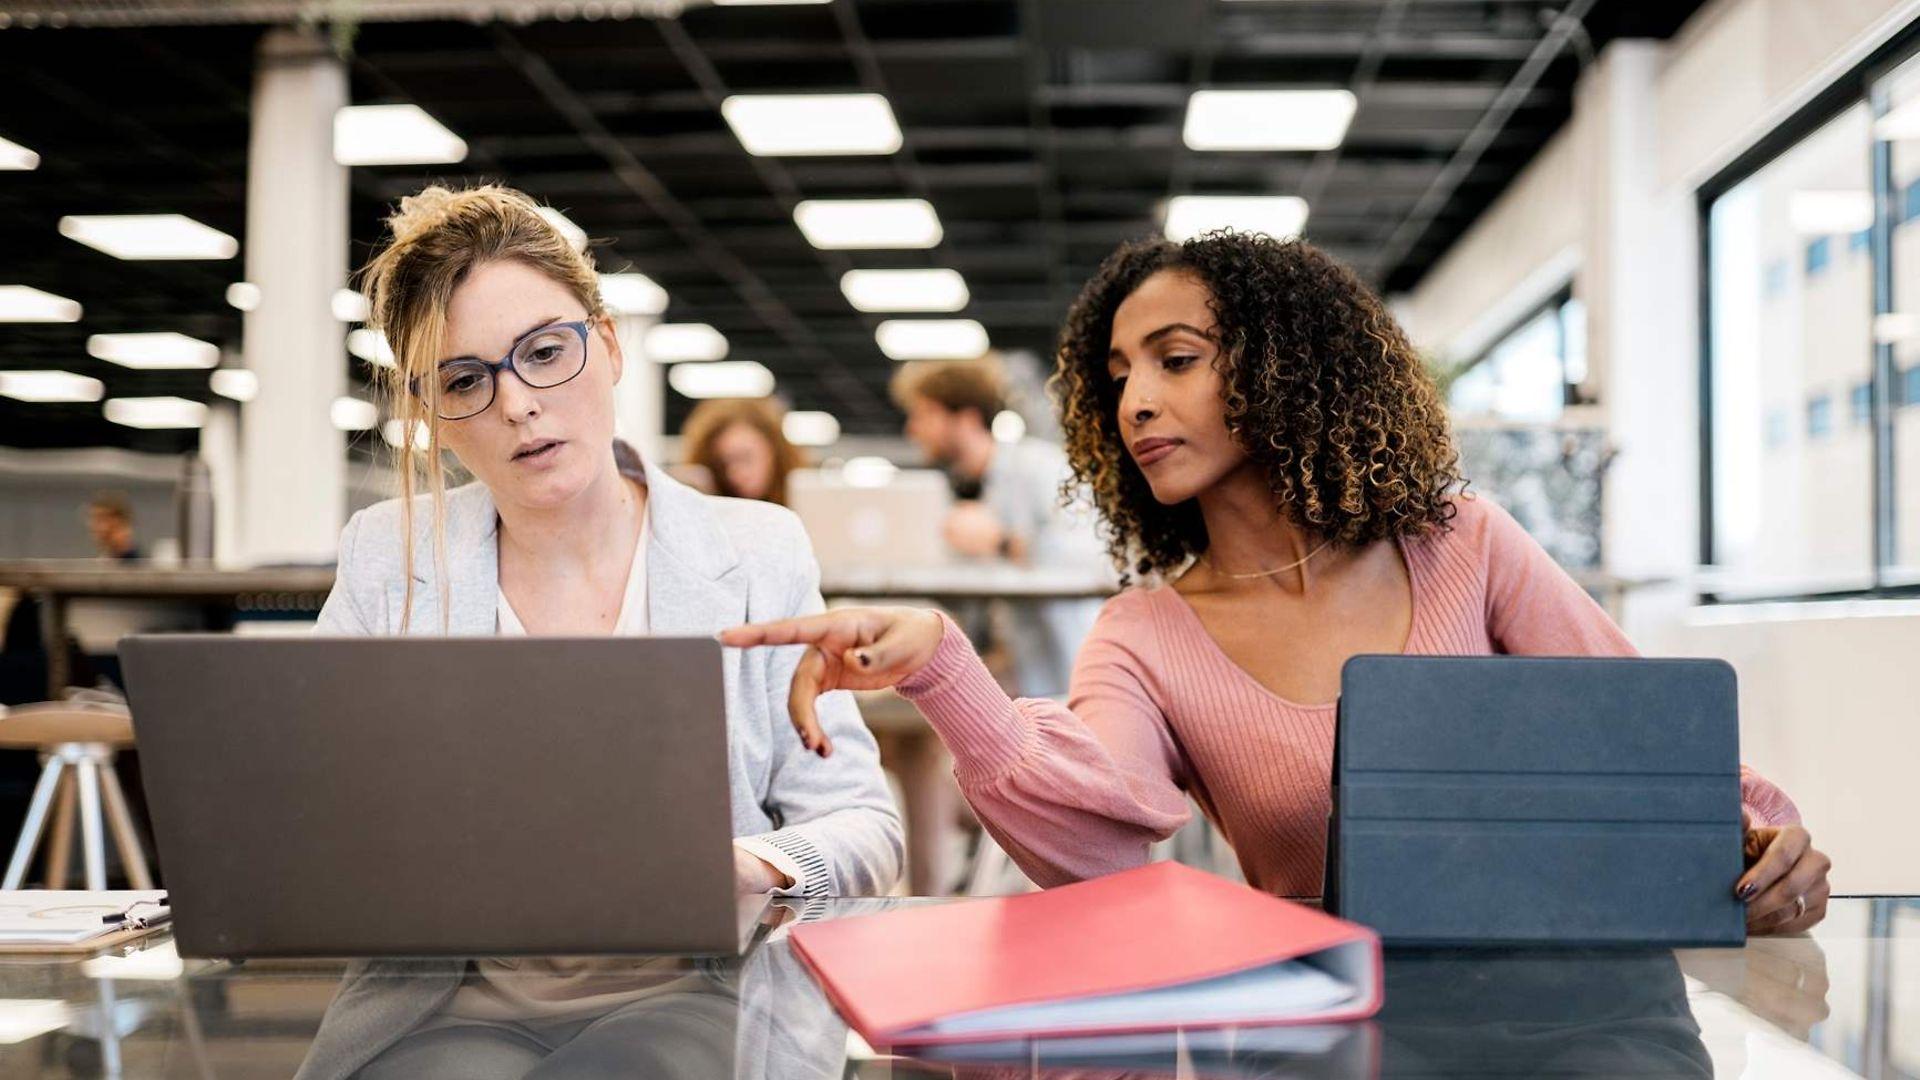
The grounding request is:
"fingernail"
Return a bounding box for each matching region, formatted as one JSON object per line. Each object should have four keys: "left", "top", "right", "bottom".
{"left": 855, "top": 651, "right": 871, "bottom": 667}
{"left": 1738, "top": 882, "right": 1757, "bottom": 900}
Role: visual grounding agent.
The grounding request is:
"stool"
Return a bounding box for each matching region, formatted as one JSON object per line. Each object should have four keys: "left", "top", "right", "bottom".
{"left": 0, "top": 703, "right": 152, "bottom": 891}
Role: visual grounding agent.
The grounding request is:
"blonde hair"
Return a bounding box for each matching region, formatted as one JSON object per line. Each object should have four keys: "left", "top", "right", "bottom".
{"left": 355, "top": 183, "right": 605, "bottom": 631}
{"left": 679, "top": 398, "right": 808, "bottom": 506}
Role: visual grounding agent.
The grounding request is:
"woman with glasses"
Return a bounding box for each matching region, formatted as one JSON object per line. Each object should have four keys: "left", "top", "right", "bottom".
{"left": 319, "top": 183, "right": 899, "bottom": 895}
{"left": 304, "top": 185, "right": 900, "bottom": 1074}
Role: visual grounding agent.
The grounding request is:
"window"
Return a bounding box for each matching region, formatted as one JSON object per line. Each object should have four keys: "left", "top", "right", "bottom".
{"left": 1706, "top": 43, "right": 1920, "bottom": 599}
{"left": 1705, "top": 105, "right": 1875, "bottom": 597}
{"left": 1447, "top": 290, "right": 1586, "bottom": 423}
{"left": 1807, "top": 395, "right": 1835, "bottom": 438}
{"left": 1805, "top": 236, "right": 1833, "bottom": 275}
{"left": 1883, "top": 56, "right": 1920, "bottom": 585}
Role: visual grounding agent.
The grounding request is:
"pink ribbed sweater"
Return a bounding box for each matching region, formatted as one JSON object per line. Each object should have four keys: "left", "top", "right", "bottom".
{"left": 896, "top": 495, "right": 1800, "bottom": 899}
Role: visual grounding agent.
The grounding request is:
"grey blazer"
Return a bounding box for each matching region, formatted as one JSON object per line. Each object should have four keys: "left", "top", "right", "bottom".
{"left": 297, "top": 442, "right": 901, "bottom": 1079}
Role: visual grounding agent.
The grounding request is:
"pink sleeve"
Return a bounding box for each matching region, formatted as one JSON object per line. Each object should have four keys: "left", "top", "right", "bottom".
{"left": 1474, "top": 497, "right": 1801, "bottom": 827}
{"left": 1476, "top": 497, "right": 1637, "bottom": 657}
{"left": 895, "top": 602, "right": 1192, "bottom": 887}
{"left": 1740, "top": 765, "right": 1801, "bottom": 827}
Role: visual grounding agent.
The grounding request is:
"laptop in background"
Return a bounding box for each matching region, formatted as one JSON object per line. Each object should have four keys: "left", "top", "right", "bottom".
{"left": 1326, "top": 654, "right": 1746, "bottom": 947}
{"left": 787, "top": 467, "right": 953, "bottom": 573}
{"left": 120, "top": 635, "right": 758, "bottom": 958}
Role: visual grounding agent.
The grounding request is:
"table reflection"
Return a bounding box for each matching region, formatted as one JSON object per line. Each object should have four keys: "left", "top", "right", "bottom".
{"left": 0, "top": 897, "right": 1903, "bottom": 1079}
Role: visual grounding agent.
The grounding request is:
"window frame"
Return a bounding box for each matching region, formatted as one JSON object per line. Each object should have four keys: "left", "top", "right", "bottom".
{"left": 1697, "top": 20, "right": 1920, "bottom": 604}
{"left": 1449, "top": 285, "right": 1584, "bottom": 420}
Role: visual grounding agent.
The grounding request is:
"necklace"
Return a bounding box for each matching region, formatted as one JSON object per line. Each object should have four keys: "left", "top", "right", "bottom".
{"left": 1206, "top": 538, "right": 1334, "bottom": 580}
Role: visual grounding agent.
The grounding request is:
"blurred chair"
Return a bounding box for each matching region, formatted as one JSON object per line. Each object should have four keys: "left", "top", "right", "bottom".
{"left": 0, "top": 702, "right": 152, "bottom": 890}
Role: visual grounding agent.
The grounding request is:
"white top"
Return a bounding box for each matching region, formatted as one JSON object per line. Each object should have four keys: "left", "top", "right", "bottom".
{"left": 496, "top": 511, "right": 652, "bottom": 636}
{"left": 492, "top": 508, "right": 803, "bottom": 894}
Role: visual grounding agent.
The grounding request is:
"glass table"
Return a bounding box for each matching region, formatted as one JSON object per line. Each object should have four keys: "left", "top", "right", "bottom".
{"left": 0, "top": 896, "right": 1909, "bottom": 1078}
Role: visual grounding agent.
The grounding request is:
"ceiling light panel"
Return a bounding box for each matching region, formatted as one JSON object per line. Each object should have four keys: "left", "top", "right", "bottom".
{"left": 0, "top": 370, "right": 104, "bottom": 403}
{"left": 875, "top": 319, "right": 989, "bottom": 361}
{"left": 1164, "top": 196, "right": 1309, "bottom": 242}
{"left": 794, "top": 199, "right": 942, "bottom": 250}
{"left": 722, "top": 94, "right": 903, "bottom": 156}
{"left": 105, "top": 397, "right": 207, "bottom": 429}
{"left": 0, "top": 136, "right": 38, "bottom": 170}
{"left": 1183, "top": 89, "right": 1358, "bottom": 151}
{"left": 644, "top": 323, "right": 729, "bottom": 363}
{"left": 668, "top": 360, "right": 775, "bottom": 399}
{"left": 333, "top": 104, "right": 467, "bottom": 166}
{"left": 87, "top": 332, "right": 220, "bottom": 370}
{"left": 840, "top": 269, "right": 969, "bottom": 312}
{"left": 58, "top": 214, "right": 237, "bottom": 260}
{"left": 599, "top": 273, "right": 669, "bottom": 316}
{"left": 0, "top": 286, "right": 81, "bottom": 322}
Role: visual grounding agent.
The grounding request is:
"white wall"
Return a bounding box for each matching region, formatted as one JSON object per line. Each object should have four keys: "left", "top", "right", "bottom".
{"left": 1399, "top": 0, "right": 1920, "bottom": 893}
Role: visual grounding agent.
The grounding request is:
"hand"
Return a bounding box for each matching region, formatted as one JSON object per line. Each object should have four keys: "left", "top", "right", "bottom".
{"left": 1677, "top": 936, "right": 1831, "bottom": 1039}
{"left": 943, "top": 501, "right": 1007, "bottom": 558}
{"left": 734, "top": 846, "right": 793, "bottom": 895}
{"left": 1737, "top": 813, "right": 1831, "bottom": 935}
{"left": 720, "top": 606, "right": 947, "bottom": 757}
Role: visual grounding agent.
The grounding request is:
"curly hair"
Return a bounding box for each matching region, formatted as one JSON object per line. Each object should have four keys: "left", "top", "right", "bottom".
{"left": 1051, "top": 231, "right": 1464, "bottom": 580}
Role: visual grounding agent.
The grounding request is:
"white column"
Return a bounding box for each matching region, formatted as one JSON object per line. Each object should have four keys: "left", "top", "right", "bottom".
{"left": 1590, "top": 42, "right": 1696, "bottom": 582}
{"left": 612, "top": 314, "right": 663, "bottom": 464}
{"left": 201, "top": 354, "right": 242, "bottom": 566}
{"left": 237, "top": 27, "right": 349, "bottom": 564}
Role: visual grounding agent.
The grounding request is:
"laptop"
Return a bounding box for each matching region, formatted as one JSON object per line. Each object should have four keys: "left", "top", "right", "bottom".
{"left": 119, "top": 635, "right": 764, "bottom": 959}
{"left": 1325, "top": 655, "right": 1747, "bottom": 947}
{"left": 787, "top": 467, "right": 953, "bottom": 573}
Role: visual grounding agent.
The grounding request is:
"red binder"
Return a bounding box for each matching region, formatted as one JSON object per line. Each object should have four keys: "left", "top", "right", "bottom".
{"left": 789, "top": 862, "right": 1383, "bottom": 1048}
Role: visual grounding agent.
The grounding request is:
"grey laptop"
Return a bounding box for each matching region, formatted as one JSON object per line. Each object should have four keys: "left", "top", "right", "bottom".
{"left": 120, "top": 635, "right": 760, "bottom": 959}
{"left": 1325, "top": 655, "right": 1746, "bottom": 948}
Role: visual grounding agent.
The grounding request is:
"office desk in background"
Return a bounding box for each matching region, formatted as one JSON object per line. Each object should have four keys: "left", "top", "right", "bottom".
{"left": 0, "top": 561, "right": 1119, "bottom": 698}
{"left": 0, "top": 562, "right": 335, "bottom": 697}
{"left": 0, "top": 896, "right": 1907, "bottom": 1077}
{"left": 0, "top": 561, "right": 1108, "bottom": 895}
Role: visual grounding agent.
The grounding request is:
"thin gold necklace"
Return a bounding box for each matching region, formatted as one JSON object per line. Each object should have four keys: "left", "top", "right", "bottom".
{"left": 1206, "top": 538, "right": 1334, "bottom": 580}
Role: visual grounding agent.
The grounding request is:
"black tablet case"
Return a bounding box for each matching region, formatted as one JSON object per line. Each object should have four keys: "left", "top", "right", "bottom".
{"left": 1325, "top": 655, "right": 1746, "bottom": 947}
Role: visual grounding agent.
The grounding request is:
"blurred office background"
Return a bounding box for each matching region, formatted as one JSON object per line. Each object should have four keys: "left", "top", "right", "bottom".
{"left": 0, "top": 0, "right": 1914, "bottom": 899}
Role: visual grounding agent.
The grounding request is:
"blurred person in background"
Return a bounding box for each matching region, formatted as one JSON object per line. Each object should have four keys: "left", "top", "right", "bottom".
{"left": 891, "top": 357, "right": 1103, "bottom": 699}
{"left": 679, "top": 397, "right": 807, "bottom": 506}
{"left": 86, "top": 492, "right": 142, "bottom": 561}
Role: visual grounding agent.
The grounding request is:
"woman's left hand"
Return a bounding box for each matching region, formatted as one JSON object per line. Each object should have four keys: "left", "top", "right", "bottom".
{"left": 1737, "top": 815, "right": 1831, "bottom": 935}
{"left": 734, "top": 846, "right": 793, "bottom": 895}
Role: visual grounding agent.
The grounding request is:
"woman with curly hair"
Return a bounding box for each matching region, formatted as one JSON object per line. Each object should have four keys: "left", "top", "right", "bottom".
{"left": 726, "top": 232, "right": 1829, "bottom": 934}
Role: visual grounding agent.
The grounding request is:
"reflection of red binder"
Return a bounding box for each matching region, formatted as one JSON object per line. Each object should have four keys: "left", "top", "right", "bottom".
{"left": 790, "top": 862, "right": 1383, "bottom": 1049}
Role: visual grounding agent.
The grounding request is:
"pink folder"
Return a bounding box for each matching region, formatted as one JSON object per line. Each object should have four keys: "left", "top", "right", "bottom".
{"left": 789, "top": 861, "right": 1383, "bottom": 1048}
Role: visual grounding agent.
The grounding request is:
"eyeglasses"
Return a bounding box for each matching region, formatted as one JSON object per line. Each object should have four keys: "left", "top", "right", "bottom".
{"left": 415, "top": 318, "right": 594, "bottom": 421}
